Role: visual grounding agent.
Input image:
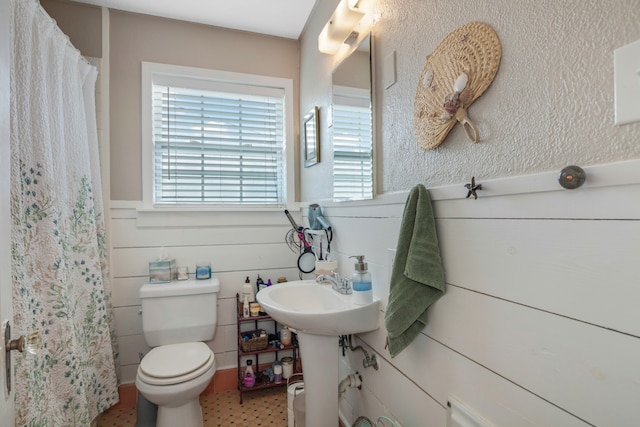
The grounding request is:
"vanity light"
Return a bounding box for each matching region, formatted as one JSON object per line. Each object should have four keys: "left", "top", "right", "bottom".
{"left": 318, "top": 0, "right": 366, "bottom": 54}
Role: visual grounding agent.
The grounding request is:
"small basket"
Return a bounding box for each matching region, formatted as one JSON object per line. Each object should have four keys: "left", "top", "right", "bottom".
{"left": 240, "top": 329, "right": 268, "bottom": 352}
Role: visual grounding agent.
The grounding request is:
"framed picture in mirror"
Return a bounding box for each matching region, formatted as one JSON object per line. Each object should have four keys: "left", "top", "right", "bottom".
{"left": 303, "top": 106, "right": 320, "bottom": 167}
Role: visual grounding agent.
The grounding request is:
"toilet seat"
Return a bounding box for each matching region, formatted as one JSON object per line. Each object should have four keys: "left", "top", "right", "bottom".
{"left": 138, "top": 342, "right": 214, "bottom": 386}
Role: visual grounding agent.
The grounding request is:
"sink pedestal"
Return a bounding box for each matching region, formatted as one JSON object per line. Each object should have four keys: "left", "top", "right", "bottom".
{"left": 297, "top": 332, "right": 339, "bottom": 427}
{"left": 256, "top": 280, "right": 380, "bottom": 427}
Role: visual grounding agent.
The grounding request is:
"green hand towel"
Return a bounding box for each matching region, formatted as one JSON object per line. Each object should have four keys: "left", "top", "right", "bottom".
{"left": 384, "top": 184, "right": 445, "bottom": 358}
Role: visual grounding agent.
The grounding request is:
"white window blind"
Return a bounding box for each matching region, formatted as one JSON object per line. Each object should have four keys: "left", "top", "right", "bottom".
{"left": 151, "top": 83, "right": 285, "bottom": 206}
{"left": 332, "top": 96, "right": 373, "bottom": 200}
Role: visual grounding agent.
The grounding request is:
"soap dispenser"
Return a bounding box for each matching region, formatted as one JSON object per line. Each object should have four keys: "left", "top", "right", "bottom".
{"left": 241, "top": 276, "right": 255, "bottom": 302}
{"left": 350, "top": 255, "right": 372, "bottom": 305}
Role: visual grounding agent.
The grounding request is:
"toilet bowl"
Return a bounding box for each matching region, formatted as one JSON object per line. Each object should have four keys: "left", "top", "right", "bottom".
{"left": 136, "top": 342, "right": 216, "bottom": 427}
{"left": 136, "top": 279, "right": 220, "bottom": 427}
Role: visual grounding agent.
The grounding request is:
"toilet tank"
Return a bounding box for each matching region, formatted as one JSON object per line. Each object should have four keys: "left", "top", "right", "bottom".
{"left": 139, "top": 278, "right": 220, "bottom": 347}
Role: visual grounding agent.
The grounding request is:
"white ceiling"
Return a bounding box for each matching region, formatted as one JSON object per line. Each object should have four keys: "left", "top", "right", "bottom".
{"left": 72, "top": 0, "right": 317, "bottom": 39}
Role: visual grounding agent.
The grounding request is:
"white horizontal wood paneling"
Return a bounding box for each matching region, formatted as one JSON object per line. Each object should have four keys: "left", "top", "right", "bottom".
{"left": 359, "top": 326, "right": 589, "bottom": 427}
{"left": 438, "top": 218, "right": 640, "bottom": 337}
{"left": 209, "top": 324, "right": 237, "bottom": 355}
{"left": 134, "top": 208, "right": 301, "bottom": 228}
{"left": 111, "top": 244, "right": 295, "bottom": 277}
{"left": 109, "top": 204, "right": 299, "bottom": 384}
{"left": 113, "top": 306, "right": 143, "bottom": 336}
{"left": 110, "top": 218, "right": 292, "bottom": 248}
{"left": 429, "top": 286, "right": 640, "bottom": 427}
{"left": 208, "top": 270, "right": 300, "bottom": 299}
{"left": 108, "top": 161, "right": 640, "bottom": 426}
{"left": 111, "top": 277, "right": 144, "bottom": 307}
{"left": 315, "top": 161, "right": 640, "bottom": 427}
{"left": 120, "top": 365, "right": 139, "bottom": 385}
{"left": 117, "top": 334, "right": 149, "bottom": 365}
{"left": 341, "top": 338, "right": 447, "bottom": 426}
{"left": 217, "top": 298, "right": 238, "bottom": 327}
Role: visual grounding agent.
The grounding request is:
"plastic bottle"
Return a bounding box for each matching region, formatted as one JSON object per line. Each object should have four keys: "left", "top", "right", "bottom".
{"left": 242, "top": 295, "right": 250, "bottom": 318}
{"left": 280, "top": 326, "right": 292, "bottom": 346}
{"left": 256, "top": 275, "right": 267, "bottom": 292}
{"left": 241, "top": 276, "right": 255, "bottom": 302}
{"left": 243, "top": 360, "right": 255, "bottom": 388}
{"left": 351, "top": 255, "right": 373, "bottom": 305}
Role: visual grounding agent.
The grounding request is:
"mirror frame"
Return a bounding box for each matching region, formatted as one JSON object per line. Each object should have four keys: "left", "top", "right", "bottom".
{"left": 303, "top": 106, "right": 320, "bottom": 168}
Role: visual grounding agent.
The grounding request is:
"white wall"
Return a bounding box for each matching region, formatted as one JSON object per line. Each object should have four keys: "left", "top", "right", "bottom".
{"left": 325, "top": 161, "right": 640, "bottom": 427}
{"left": 109, "top": 202, "right": 300, "bottom": 383}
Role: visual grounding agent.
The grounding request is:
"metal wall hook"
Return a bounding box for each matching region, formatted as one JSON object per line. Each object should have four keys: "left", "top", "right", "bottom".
{"left": 559, "top": 165, "right": 586, "bottom": 189}
{"left": 465, "top": 176, "right": 482, "bottom": 199}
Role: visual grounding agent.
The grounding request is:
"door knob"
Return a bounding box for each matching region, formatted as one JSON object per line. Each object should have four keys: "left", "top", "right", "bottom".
{"left": 6, "top": 329, "right": 41, "bottom": 355}
{"left": 3, "top": 321, "right": 41, "bottom": 395}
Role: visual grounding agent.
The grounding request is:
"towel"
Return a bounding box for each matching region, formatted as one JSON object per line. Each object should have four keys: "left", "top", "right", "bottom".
{"left": 384, "top": 184, "right": 445, "bottom": 358}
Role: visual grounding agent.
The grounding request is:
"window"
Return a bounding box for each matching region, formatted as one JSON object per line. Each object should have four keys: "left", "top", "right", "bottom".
{"left": 142, "top": 62, "right": 294, "bottom": 209}
{"left": 332, "top": 88, "right": 373, "bottom": 200}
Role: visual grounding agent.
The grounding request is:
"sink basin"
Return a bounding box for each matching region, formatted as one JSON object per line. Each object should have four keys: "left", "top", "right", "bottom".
{"left": 256, "top": 280, "right": 379, "bottom": 335}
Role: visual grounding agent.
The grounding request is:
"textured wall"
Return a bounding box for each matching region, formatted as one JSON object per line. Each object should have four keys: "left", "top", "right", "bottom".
{"left": 300, "top": 0, "right": 640, "bottom": 199}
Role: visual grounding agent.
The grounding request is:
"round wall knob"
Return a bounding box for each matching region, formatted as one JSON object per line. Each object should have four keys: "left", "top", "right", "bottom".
{"left": 558, "top": 165, "right": 586, "bottom": 189}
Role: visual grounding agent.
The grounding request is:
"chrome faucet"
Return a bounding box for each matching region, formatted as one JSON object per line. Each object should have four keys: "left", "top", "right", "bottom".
{"left": 316, "top": 272, "right": 352, "bottom": 295}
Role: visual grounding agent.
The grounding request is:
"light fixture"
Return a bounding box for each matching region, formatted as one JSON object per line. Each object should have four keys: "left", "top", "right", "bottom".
{"left": 318, "top": 0, "right": 366, "bottom": 55}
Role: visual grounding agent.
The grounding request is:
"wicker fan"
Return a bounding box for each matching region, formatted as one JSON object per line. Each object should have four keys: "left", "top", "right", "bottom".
{"left": 414, "top": 21, "right": 502, "bottom": 150}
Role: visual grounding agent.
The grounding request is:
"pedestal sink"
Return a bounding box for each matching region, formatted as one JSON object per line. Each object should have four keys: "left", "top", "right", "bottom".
{"left": 257, "top": 280, "right": 379, "bottom": 427}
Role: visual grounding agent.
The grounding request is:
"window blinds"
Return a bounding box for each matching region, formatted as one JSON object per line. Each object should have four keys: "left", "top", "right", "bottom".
{"left": 152, "top": 84, "right": 285, "bottom": 205}
{"left": 332, "top": 101, "right": 373, "bottom": 200}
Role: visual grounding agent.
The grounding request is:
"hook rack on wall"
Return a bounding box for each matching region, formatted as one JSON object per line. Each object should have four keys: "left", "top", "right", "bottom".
{"left": 460, "top": 165, "right": 586, "bottom": 200}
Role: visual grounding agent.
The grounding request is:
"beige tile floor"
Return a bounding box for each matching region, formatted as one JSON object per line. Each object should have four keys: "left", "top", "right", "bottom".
{"left": 98, "top": 388, "right": 288, "bottom": 427}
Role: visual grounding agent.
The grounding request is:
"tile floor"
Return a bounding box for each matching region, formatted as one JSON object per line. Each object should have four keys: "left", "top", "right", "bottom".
{"left": 98, "top": 388, "right": 288, "bottom": 427}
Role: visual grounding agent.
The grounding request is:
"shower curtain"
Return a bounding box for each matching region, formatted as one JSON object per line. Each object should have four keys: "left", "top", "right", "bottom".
{"left": 9, "top": 0, "right": 119, "bottom": 425}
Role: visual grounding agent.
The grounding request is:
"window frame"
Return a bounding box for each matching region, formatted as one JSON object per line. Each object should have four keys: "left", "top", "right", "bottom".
{"left": 141, "top": 62, "right": 296, "bottom": 211}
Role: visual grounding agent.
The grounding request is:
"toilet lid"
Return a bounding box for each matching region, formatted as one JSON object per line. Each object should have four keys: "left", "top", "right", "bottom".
{"left": 139, "top": 342, "right": 214, "bottom": 385}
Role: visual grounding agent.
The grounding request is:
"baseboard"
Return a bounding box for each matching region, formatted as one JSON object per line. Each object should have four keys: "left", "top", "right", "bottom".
{"left": 110, "top": 383, "right": 138, "bottom": 410}
{"left": 206, "top": 367, "right": 239, "bottom": 394}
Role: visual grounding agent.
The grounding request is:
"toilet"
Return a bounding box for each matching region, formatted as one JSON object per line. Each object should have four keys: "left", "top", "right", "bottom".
{"left": 136, "top": 278, "right": 220, "bottom": 427}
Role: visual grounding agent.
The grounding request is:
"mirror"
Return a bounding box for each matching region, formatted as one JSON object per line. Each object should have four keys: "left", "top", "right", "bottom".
{"left": 331, "top": 34, "right": 373, "bottom": 201}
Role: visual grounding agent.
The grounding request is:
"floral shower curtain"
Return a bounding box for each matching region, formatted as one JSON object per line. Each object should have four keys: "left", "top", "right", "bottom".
{"left": 9, "top": 0, "right": 119, "bottom": 425}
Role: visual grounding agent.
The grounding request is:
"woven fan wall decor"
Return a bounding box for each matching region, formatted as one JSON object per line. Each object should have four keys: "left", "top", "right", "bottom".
{"left": 414, "top": 22, "right": 502, "bottom": 150}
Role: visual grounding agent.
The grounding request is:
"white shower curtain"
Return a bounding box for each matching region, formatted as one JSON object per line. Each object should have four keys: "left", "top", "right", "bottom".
{"left": 9, "top": 0, "right": 119, "bottom": 425}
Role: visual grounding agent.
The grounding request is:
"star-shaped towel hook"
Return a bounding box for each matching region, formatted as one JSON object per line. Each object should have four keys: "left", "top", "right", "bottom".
{"left": 465, "top": 176, "right": 482, "bottom": 199}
